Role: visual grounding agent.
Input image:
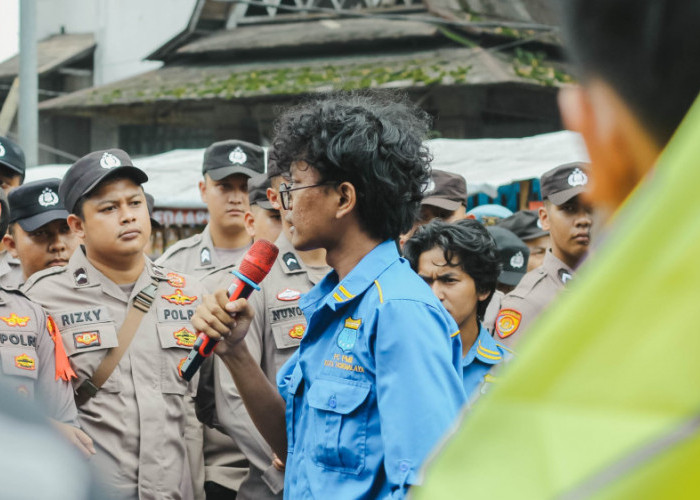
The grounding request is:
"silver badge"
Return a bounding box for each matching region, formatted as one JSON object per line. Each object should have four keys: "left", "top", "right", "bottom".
{"left": 0, "top": 142, "right": 5, "bottom": 157}
{"left": 510, "top": 251, "right": 525, "bottom": 269}
{"left": 38, "top": 188, "right": 59, "bottom": 207}
{"left": 422, "top": 178, "right": 436, "bottom": 195}
{"left": 200, "top": 247, "right": 212, "bottom": 266}
{"left": 567, "top": 168, "right": 588, "bottom": 187}
{"left": 100, "top": 152, "right": 121, "bottom": 169}
{"left": 228, "top": 147, "right": 247, "bottom": 165}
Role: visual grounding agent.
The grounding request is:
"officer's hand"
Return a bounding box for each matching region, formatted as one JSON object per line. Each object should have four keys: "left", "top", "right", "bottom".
{"left": 272, "top": 453, "right": 285, "bottom": 471}
{"left": 51, "top": 420, "right": 96, "bottom": 459}
{"left": 192, "top": 290, "right": 254, "bottom": 356}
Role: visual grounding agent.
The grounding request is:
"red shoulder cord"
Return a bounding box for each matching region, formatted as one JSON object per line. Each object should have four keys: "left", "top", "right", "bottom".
{"left": 47, "top": 315, "right": 77, "bottom": 381}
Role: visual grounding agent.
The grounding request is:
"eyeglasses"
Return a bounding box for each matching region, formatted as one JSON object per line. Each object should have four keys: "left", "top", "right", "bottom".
{"left": 278, "top": 182, "right": 336, "bottom": 210}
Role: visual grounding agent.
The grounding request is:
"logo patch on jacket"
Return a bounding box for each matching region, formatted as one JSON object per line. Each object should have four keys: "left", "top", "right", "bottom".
{"left": 277, "top": 288, "right": 301, "bottom": 301}
{"left": 495, "top": 309, "right": 522, "bottom": 339}
{"left": 1, "top": 313, "right": 30, "bottom": 327}
{"left": 282, "top": 252, "right": 301, "bottom": 271}
{"left": 73, "top": 268, "right": 89, "bottom": 286}
{"left": 162, "top": 289, "right": 198, "bottom": 305}
{"left": 167, "top": 273, "right": 186, "bottom": 288}
{"left": 14, "top": 354, "right": 36, "bottom": 370}
{"left": 173, "top": 327, "right": 196, "bottom": 347}
{"left": 74, "top": 331, "right": 101, "bottom": 348}
{"left": 337, "top": 317, "right": 361, "bottom": 352}
{"left": 288, "top": 324, "right": 305, "bottom": 339}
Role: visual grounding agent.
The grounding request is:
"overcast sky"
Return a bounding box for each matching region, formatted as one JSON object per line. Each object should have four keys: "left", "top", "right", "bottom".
{"left": 0, "top": 0, "right": 20, "bottom": 63}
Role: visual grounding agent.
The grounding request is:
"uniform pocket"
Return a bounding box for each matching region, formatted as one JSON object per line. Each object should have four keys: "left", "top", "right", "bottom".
{"left": 306, "top": 377, "right": 371, "bottom": 474}
{"left": 156, "top": 323, "right": 197, "bottom": 395}
{"left": 60, "top": 323, "right": 122, "bottom": 393}
{"left": 1, "top": 347, "right": 38, "bottom": 399}
{"left": 271, "top": 320, "right": 306, "bottom": 350}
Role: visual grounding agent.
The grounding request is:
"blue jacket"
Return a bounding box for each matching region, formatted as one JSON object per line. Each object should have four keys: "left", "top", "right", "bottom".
{"left": 277, "top": 240, "right": 466, "bottom": 499}
{"left": 461, "top": 324, "right": 508, "bottom": 402}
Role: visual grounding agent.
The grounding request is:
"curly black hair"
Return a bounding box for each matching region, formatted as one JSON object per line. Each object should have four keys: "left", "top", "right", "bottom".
{"left": 271, "top": 90, "right": 432, "bottom": 241}
{"left": 403, "top": 219, "right": 501, "bottom": 321}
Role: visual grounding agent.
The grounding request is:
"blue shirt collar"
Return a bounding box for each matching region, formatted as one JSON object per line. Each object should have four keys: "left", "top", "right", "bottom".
{"left": 462, "top": 324, "right": 505, "bottom": 367}
{"left": 300, "top": 240, "right": 399, "bottom": 313}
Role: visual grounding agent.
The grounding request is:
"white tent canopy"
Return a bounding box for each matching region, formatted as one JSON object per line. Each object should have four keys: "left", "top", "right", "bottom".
{"left": 25, "top": 130, "right": 588, "bottom": 208}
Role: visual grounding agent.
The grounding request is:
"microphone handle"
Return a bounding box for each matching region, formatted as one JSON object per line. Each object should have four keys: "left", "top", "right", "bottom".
{"left": 180, "top": 273, "right": 259, "bottom": 381}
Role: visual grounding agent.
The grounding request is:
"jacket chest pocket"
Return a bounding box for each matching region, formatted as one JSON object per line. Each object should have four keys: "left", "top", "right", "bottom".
{"left": 60, "top": 323, "right": 122, "bottom": 393}
{"left": 156, "top": 323, "right": 197, "bottom": 395}
{"left": 1, "top": 346, "right": 39, "bottom": 399}
{"left": 306, "top": 377, "right": 371, "bottom": 474}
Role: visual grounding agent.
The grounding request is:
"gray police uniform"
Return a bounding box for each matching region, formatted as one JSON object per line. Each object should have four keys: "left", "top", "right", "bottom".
{"left": 0, "top": 251, "right": 24, "bottom": 289}
{"left": 24, "top": 248, "right": 203, "bottom": 500}
{"left": 494, "top": 250, "right": 574, "bottom": 348}
{"left": 201, "top": 233, "right": 329, "bottom": 500}
{"left": 157, "top": 225, "right": 250, "bottom": 496}
{"left": 0, "top": 287, "right": 77, "bottom": 424}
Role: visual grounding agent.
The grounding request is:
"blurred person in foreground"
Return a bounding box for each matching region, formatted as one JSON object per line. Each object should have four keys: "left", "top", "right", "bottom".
{"left": 243, "top": 173, "right": 282, "bottom": 245}
{"left": 192, "top": 91, "right": 465, "bottom": 499}
{"left": 404, "top": 219, "right": 508, "bottom": 405}
{"left": 0, "top": 135, "right": 26, "bottom": 287}
{"left": 412, "top": 0, "right": 700, "bottom": 497}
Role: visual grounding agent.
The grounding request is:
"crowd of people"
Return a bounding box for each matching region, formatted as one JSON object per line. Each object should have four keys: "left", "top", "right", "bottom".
{"left": 0, "top": 0, "right": 698, "bottom": 497}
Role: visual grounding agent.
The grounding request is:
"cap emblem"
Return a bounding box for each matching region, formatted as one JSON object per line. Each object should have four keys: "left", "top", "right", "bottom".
{"left": 100, "top": 151, "right": 121, "bottom": 169}
{"left": 229, "top": 147, "right": 247, "bottom": 165}
{"left": 567, "top": 168, "right": 588, "bottom": 187}
{"left": 0, "top": 142, "right": 5, "bottom": 157}
{"left": 510, "top": 251, "right": 525, "bottom": 269}
{"left": 38, "top": 188, "right": 59, "bottom": 207}
{"left": 422, "top": 178, "right": 435, "bottom": 195}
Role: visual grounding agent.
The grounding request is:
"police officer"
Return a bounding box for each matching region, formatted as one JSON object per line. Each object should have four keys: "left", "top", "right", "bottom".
{"left": 24, "top": 149, "right": 205, "bottom": 500}
{"left": 482, "top": 226, "right": 530, "bottom": 333}
{"left": 0, "top": 135, "right": 26, "bottom": 287}
{"left": 495, "top": 162, "right": 593, "bottom": 347}
{"left": 158, "top": 140, "right": 265, "bottom": 500}
{"left": 243, "top": 174, "right": 282, "bottom": 245}
{"left": 0, "top": 188, "right": 93, "bottom": 458}
{"left": 497, "top": 209, "right": 550, "bottom": 271}
{"left": 201, "top": 158, "right": 329, "bottom": 500}
{"left": 2, "top": 179, "right": 80, "bottom": 287}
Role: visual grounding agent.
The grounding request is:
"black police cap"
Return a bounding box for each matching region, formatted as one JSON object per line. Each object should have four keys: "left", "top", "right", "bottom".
{"left": 59, "top": 149, "right": 148, "bottom": 213}
{"left": 0, "top": 135, "right": 26, "bottom": 177}
{"left": 8, "top": 178, "right": 69, "bottom": 232}
{"left": 498, "top": 210, "right": 549, "bottom": 241}
{"left": 540, "top": 162, "right": 590, "bottom": 206}
{"left": 248, "top": 174, "right": 274, "bottom": 210}
{"left": 487, "top": 226, "right": 530, "bottom": 287}
{"left": 203, "top": 140, "right": 264, "bottom": 180}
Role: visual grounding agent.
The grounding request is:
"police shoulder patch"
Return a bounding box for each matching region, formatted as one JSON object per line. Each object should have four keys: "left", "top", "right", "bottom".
{"left": 495, "top": 309, "right": 522, "bottom": 339}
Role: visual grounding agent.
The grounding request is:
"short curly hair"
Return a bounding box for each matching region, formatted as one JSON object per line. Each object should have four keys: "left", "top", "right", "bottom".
{"left": 271, "top": 90, "right": 432, "bottom": 241}
{"left": 403, "top": 219, "right": 501, "bottom": 321}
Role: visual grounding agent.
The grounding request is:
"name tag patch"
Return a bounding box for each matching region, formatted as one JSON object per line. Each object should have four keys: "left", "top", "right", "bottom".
{"left": 59, "top": 308, "right": 107, "bottom": 328}
{"left": 270, "top": 305, "right": 303, "bottom": 323}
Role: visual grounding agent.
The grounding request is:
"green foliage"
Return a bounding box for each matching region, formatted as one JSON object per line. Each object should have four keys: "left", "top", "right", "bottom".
{"left": 512, "top": 48, "right": 573, "bottom": 86}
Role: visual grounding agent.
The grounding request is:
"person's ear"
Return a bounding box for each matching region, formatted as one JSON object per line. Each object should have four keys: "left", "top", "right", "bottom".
{"left": 244, "top": 211, "right": 256, "bottom": 238}
{"left": 266, "top": 187, "right": 281, "bottom": 211}
{"left": 538, "top": 205, "right": 550, "bottom": 231}
{"left": 198, "top": 178, "right": 207, "bottom": 203}
{"left": 2, "top": 234, "right": 18, "bottom": 258}
{"left": 335, "top": 182, "right": 357, "bottom": 219}
{"left": 67, "top": 214, "right": 85, "bottom": 240}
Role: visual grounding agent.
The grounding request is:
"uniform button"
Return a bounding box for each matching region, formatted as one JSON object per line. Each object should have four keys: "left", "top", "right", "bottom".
{"left": 328, "top": 395, "right": 336, "bottom": 409}
{"left": 400, "top": 462, "right": 409, "bottom": 472}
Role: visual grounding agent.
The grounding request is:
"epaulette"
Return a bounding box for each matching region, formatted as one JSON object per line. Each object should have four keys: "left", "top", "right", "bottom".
{"left": 507, "top": 268, "right": 546, "bottom": 299}
{"left": 157, "top": 233, "right": 203, "bottom": 261}
{"left": 21, "top": 265, "right": 67, "bottom": 292}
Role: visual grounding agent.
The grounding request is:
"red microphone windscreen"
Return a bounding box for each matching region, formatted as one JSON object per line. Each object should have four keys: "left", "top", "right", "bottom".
{"left": 238, "top": 239, "right": 279, "bottom": 284}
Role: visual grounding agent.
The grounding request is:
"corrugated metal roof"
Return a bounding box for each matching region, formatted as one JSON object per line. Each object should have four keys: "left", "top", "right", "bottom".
{"left": 39, "top": 46, "right": 544, "bottom": 111}
{"left": 0, "top": 33, "right": 95, "bottom": 80}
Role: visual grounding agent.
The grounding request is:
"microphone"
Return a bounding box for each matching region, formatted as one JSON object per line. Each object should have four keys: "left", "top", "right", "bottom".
{"left": 180, "top": 239, "right": 279, "bottom": 381}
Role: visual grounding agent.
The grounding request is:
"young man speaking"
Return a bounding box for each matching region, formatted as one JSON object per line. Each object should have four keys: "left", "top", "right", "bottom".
{"left": 192, "top": 92, "right": 466, "bottom": 499}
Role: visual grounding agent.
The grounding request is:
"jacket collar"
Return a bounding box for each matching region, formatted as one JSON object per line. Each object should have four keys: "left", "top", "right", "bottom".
{"left": 300, "top": 240, "right": 398, "bottom": 313}
{"left": 463, "top": 324, "right": 505, "bottom": 366}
